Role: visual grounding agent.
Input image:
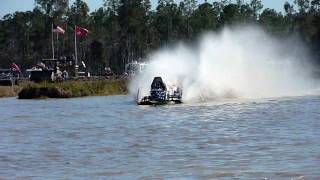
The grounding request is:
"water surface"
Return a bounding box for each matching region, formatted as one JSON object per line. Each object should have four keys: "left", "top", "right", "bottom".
{"left": 0, "top": 95, "right": 319, "bottom": 179}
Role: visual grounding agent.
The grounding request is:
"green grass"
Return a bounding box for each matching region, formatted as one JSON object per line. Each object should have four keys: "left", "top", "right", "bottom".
{"left": 17, "top": 79, "right": 128, "bottom": 99}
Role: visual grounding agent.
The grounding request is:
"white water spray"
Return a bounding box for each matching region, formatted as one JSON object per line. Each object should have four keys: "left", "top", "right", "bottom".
{"left": 130, "top": 26, "right": 318, "bottom": 102}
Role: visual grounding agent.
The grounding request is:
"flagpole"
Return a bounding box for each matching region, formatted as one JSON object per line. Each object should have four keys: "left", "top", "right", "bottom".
{"left": 74, "top": 25, "right": 78, "bottom": 77}
{"left": 56, "top": 32, "right": 59, "bottom": 59}
{"left": 52, "top": 23, "right": 55, "bottom": 59}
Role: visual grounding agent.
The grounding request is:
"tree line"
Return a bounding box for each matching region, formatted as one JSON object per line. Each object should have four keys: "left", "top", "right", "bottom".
{"left": 0, "top": 0, "right": 320, "bottom": 75}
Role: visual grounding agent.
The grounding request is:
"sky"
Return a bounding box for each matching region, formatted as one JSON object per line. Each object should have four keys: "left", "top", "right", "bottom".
{"left": 0, "top": 0, "right": 294, "bottom": 19}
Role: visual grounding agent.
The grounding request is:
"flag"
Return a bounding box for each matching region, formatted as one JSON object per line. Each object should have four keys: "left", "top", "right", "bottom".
{"left": 53, "top": 25, "right": 65, "bottom": 34}
{"left": 75, "top": 26, "right": 89, "bottom": 37}
{"left": 11, "top": 63, "right": 21, "bottom": 73}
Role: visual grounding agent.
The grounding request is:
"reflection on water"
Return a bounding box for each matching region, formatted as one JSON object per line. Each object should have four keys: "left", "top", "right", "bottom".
{"left": 0, "top": 95, "right": 320, "bottom": 179}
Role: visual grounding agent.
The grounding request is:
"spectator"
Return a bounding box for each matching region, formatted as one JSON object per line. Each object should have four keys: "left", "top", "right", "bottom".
{"left": 63, "top": 70, "right": 69, "bottom": 81}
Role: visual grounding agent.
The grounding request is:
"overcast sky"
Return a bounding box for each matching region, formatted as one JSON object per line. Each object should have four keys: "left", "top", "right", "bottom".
{"left": 1, "top": 0, "right": 294, "bottom": 19}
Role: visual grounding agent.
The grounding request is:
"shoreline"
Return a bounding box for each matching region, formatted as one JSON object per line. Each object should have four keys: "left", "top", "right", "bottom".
{"left": 0, "top": 79, "right": 128, "bottom": 99}
{"left": 0, "top": 85, "right": 22, "bottom": 98}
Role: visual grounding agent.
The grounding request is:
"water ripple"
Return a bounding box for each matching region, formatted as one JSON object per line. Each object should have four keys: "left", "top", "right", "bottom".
{"left": 0, "top": 95, "right": 319, "bottom": 179}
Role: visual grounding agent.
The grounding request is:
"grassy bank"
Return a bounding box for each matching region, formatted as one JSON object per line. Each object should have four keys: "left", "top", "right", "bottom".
{"left": 0, "top": 79, "right": 128, "bottom": 99}
{"left": 0, "top": 86, "right": 23, "bottom": 98}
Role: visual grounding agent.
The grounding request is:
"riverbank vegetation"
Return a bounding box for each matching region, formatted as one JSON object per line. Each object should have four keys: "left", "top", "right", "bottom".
{"left": 18, "top": 79, "right": 128, "bottom": 99}
{"left": 0, "top": 79, "right": 128, "bottom": 99}
{"left": 0, "top": 0, "right": 319, "bottom": 74}
{"left": 0, "top": 86, "right": 22, "bottom": 98}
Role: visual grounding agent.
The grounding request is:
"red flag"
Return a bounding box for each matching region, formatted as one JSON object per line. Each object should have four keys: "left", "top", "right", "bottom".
{"left": 75, "top": 26, "right": 89, "bottom": 37}
{"left": 11, "top": 63, "right": 21, "bottom": 73}
{"left": 53, "top": 25, "right": 65, "bottom": 34}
